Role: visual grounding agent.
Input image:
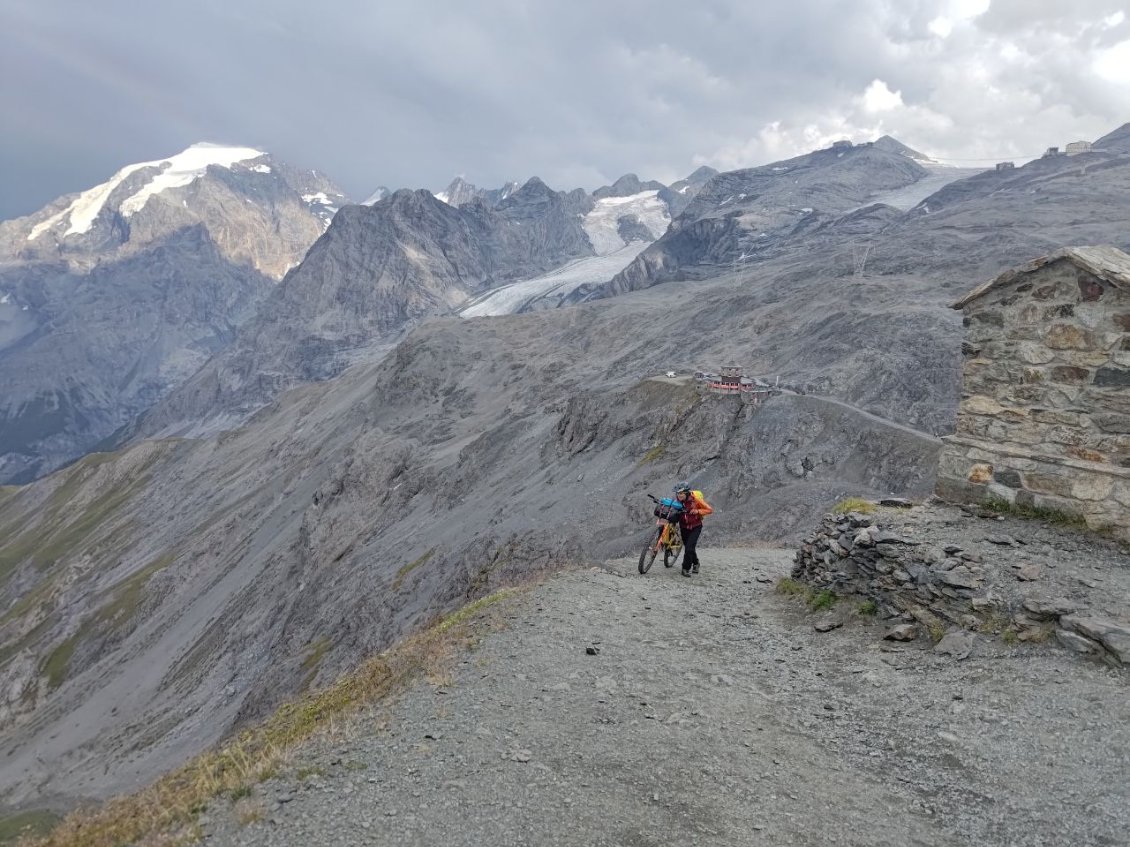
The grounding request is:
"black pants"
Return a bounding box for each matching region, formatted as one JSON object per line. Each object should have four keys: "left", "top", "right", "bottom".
{"left": 680, "top": 525, "right": 702, "bottom": 571}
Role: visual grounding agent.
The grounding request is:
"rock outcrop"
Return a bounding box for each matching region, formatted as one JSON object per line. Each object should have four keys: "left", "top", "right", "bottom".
{"left": 792, "top": 501, "right": 1130, "bottom": 667}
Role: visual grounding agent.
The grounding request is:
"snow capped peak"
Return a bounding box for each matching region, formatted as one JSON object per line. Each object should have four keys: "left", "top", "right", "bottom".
{"left": 363, "top": 186, "right": 391, "bottom": 205}
{"left": 28, "top": 142, "right": 266, "bottom": 241}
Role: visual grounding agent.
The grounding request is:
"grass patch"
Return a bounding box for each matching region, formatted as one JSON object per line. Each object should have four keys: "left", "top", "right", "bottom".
{"left": 638, "top": 444, "right": 666, "bottom": 466}
{"left": 856, "top": 599, "right": 878, "bottom": 616}
{"left": 300, "top": 638, "right": 332, "bottom": 690}
{"left": 831, "top": 497, "right": 875, "bottom": 515}
{"left": 41, "top": 634, "right": 79, "bottom": 693}
{"left": 1001, "top": 627, "right": 1020, "bottom": 646}
{"left": 236, "top": 802, "right": 264, "bottom": 827}
{"left": 0, "top": 809, "right": 59, "bottom": 845}
{"left": 295, "top": 766, "right": 324, "bottom": 780}
{"left": 981, "top": 497, "right": 1087, "bottom": 530}
{"left": 92, "top": 552, "right": 176, "bottom": 632}
{"left": 775, "top": 578, "right": 838, "bottom": 612}
{"left": 300, "top": 639, "right": 332, "bottom": 673}
{"left": 228, "top": 784, "right": 252, "bottom": 802}
{"left": 774, "top": 577, "right": 809, "bottom": 598}
{"left": 393, "top": 548, "right": 435, "bottom": 590}
{"left": 808, "top": 590, "right": 838, "bottom": 611}
{"left": 28, "top": 584, "right": 525, "bottom": 847}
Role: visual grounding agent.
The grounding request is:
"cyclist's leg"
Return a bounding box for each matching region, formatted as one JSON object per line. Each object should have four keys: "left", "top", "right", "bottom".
{"left": 684, "top": 526, "right": 702, "bottom": 572}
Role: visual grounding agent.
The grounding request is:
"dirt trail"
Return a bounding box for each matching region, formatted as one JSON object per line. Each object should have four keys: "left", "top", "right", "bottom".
{"left": 205, "top": 547, "right": 1129, "bottom": 846}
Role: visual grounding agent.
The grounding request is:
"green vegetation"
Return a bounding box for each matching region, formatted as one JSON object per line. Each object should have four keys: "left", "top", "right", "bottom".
{"left": 30, "top": 584, "right": 525, "bottom": 847}
{"left": 981, "top": 497, "right": 1088, "bottom": 530}
{"left": 92, "top": 552, "right": 175, "bottom": 632}
{"left": 300, "top": 638, "right": 332, "bottom": 672}
{"left": 0, "top": 809, "right": 60, "bottom": 845}
{"left": 774, "top": 577, "right": 809, "bottom": 597}
{"left": 393, "top": 548, "right": 435, "bottom": 589}
{"left": 228, "top": 784, "right": 252, "bottom": 802}
{"left": 776, "top": 578, "right": 839, "bottom": 611}
{"left": 638, "top": 444, "right": 666, "bottom": 465}
{"left": 300, "top": 637, "right": 332, "bottom": 689}
{"left": 831, "top": 497, "right": 876, "bottom": 515}
{"left": 856, "top": 599, "right": 878, "bottom": 616}
{"left": 809, "top": 590, "right": 838, "bottom": 611}
{"left": 41, "top": 634, "right": 79, "bottom": 692}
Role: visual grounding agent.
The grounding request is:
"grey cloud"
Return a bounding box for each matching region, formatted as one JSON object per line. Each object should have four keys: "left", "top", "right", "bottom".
{"left": 1, "top": 0, "right": 1127, "bottom": 219}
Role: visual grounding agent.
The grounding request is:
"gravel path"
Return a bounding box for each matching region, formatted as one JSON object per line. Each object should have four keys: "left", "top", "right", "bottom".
{"left": 204, "top": 547, "right": 1129, "bottom": 847}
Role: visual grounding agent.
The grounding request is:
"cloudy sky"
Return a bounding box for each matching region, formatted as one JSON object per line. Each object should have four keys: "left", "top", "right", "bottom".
{"left": 1, "top": 0, "right": 1128, "bottom": 219}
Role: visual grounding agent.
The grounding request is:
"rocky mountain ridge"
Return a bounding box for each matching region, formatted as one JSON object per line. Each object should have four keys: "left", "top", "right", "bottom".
{"left": 126, "top": 177, "right": 599, "bottom": 439}
{"left": 586, "top": 136, "right": 1130, "bottom": 301}
{"left": 0, "top": 144, "right": 351, "bottom": 483}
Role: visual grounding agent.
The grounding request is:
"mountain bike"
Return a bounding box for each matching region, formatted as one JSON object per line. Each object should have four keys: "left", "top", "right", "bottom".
{"left": 638, "top": 494, "right": 684, "bottom": 574}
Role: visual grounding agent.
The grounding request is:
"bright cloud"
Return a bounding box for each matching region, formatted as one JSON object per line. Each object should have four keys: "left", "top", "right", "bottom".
{"left": 862, "top": 79, "right": 904, "bottom": 113}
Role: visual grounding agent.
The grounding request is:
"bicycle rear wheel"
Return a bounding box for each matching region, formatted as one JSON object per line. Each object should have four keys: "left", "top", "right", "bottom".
{"left": 638, "top": 526, "right": 663, "bottom": 574}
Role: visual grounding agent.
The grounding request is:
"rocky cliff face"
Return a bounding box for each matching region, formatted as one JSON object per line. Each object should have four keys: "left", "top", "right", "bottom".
{"left": 0, "top": 144, "right": 347, "bottom": 482}
{"left": 131, "top": 178, "right": 597, "bottom": 438}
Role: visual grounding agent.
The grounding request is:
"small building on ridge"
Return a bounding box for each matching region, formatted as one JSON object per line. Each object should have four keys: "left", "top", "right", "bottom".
{"left": 936, "top": 246, "right": 1130, "bottom": 540}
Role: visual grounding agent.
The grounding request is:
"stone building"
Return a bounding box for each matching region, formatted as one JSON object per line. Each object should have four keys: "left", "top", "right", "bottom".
{"left": 936, "top": 246, "right": 1130, "bottom": 540}
{"left": 1065, "top": 140, "right": 1093, "bottom": 155}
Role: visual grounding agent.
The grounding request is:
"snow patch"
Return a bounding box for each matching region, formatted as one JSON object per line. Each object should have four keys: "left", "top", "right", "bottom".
{"left": 120, "top": 144, "right": 265, "bottom": 217}
{"left": 434, "top": 191, "right": 451, "bottom": 205}
{"left": 0, "top": 293, "right": 9, "bottom": 305}
{"left": 461, "top": 243, "right": 649, "bottom": 317}
{"left": 581, "top": 190, "right": 670, "bottom": 256}
{"left": 249, "top": 164, "right": 272, "bottom": 173}
{"left": 302, "top": 192, "right": 336, "bottom": 205}
{"left": 28, "top": 143, "right": 265, "bottom": 240}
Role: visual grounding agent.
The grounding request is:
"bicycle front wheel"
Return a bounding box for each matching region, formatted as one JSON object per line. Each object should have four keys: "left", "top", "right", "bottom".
{"left": 638, "top": 526, "right": 663, "bottom": 574}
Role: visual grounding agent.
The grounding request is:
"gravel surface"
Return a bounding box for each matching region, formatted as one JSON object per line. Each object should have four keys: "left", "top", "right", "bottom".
{"left": 204, "top": 546, "right": 1129, "bottom": 847}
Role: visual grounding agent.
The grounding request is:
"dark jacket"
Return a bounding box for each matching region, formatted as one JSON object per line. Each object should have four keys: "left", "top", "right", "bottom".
{"left": 677, "top": 491, "right": 713, "bottom": 531}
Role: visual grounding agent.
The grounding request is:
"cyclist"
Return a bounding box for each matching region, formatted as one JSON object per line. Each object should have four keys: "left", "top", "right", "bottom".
{"left": 674, "top": 482, "right": 713, "bottom": 577}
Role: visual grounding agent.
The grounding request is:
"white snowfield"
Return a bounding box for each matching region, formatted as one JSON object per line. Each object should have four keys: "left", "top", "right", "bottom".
{"left": 582, "top": 190, "right": 670, "bottom": 256}
{"left": 852, "top": 164, "right": 983, "bottom": 213}
{"left": 461, "top": 189, "right": 672, "bottom": 318}
{"left": 28, "top": 143, "right": 266, "bottom": 241}
{"left": 460, "top": 242, "right": 650, "bottom": 317}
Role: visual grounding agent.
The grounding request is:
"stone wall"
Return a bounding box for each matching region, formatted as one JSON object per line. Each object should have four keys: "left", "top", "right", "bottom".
{"left": 936, "top": 256, "right": 1130, "bottom": 541}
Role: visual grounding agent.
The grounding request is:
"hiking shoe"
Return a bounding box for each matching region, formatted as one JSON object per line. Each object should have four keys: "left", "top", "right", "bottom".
{"left": 681, "top": 568, "right": 692, "bottom": 577}
{"left": 691, "top": 565, "right": 699, "bottom": 574}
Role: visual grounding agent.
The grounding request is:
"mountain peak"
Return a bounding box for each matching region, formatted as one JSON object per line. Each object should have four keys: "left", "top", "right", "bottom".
{"left": 26, "top": 143, "right": 267, "bottom": 242}
{"left": 871, "top": 135, "right": 935, "bottom": 163}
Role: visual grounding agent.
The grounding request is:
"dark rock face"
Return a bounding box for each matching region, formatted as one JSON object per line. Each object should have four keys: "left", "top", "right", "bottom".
{"left": 132, "top": 179, "right": 597, "bottom": 438}
{"left": 593, "top": 173, "right": 666, "bottom": 199}
{"left": 660, "top": 165, "right": 719, "bottom": 216}
{"left": 617, "top": 215, "right": 654, "bottom": 243}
